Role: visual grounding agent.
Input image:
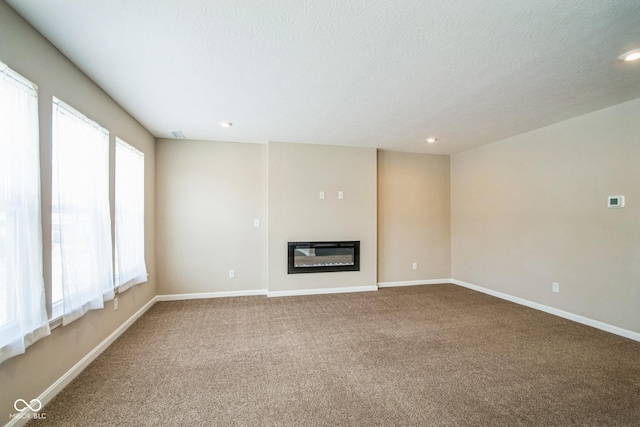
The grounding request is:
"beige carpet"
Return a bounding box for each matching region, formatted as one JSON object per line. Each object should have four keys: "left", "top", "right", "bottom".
{"left": 28, "top": 284, "right": 640, "bottom": 426}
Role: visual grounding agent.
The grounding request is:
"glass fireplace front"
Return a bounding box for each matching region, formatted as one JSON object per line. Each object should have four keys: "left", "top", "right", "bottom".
{"left": 287, "top": 241, "right": 360, "bottom": 274}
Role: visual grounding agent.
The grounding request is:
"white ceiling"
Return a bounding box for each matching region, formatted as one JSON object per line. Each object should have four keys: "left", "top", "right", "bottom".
{"left": 6, "top": 0, "right": 640, "bottom": 154}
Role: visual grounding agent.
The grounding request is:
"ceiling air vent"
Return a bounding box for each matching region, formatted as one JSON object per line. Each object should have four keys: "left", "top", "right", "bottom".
{"left": 171, "top": 131, "right": 185, "bottom": 139}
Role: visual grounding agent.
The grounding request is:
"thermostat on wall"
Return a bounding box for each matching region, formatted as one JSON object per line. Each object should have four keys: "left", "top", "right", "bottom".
{"left": 607, "top": 196, "right": 625, "bottom": 208}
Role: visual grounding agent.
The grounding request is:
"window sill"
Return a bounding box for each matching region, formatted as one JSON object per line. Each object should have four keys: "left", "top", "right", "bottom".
{"left": 49, "top": 300, "right": 63, "bottom": 330}
{"left": 47, "top": 276, "right": 149, "bottom": 331}
{"left": 49, "top": 315, "right": 63, "bottom": 331}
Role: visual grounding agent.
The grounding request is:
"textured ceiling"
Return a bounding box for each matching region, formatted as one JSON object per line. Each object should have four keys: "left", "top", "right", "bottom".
{"left": 6, "top": 0, "right": 640, "bottom": 154}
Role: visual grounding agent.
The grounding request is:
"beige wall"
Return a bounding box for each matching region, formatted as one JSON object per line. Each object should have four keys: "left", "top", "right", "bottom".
{"left": 377, "top": 151, "right": 451, "bottom": 283}
{"left": 0, "top": 2, "right": 156, "bottom": 421}
{"left": 451, "top": 97, "right": 640, "bottom": 333}
{"left": 268, "top": 142, "right": 377, "bottom": 292}
{"left": 156, "top": 139, "right": 268, "bottom": 295}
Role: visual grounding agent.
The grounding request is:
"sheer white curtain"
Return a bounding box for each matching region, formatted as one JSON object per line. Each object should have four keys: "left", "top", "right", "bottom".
{"left": 0, "top": 62, "right": 50, "bottom": 364}
{"left": 52, "top": 98, "right": 114, "bottom": 326}
{"left": 115, "top": 138, "right": 147, "bottom": 292}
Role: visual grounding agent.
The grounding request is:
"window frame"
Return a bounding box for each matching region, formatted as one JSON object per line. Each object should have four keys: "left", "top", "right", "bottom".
{"left": 50, "top": 97, "right": 114, "bottom": 324}
{"left": 114, "top": 137, "right": 147, "bottom": 292}
{"left": 0, "top": 61, "right": 50, "bottom": 363}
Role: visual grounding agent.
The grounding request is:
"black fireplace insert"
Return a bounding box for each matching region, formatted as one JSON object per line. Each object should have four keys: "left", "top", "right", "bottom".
{"left": 288, "top": 241, "right": 360, "bottom": 274}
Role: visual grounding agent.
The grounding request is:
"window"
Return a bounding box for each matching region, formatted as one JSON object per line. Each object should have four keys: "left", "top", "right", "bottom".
{"left": 115, "top": 138, "right": 147, "bottom": 291}
{"left": 0, "top": 62, "right": 50, "bottom": 364}
{"left": 52, "top": 98, "right": 114, "bottom": 324}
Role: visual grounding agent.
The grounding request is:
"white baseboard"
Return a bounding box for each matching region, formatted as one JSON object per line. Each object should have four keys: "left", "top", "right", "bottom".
{"left": 451, "top": 279, "right": 640, "bottom": 342}
{"left": 156, "top": 289, "right": 268, "bottom": 301}
{"left": 377, "top": 279, "right": 451, "bottom": 288}
{"left": 4, "top": 296, "right": 157, "bottom": 427}
{"left": 267, "top": 285, "right": 378, "bottom": 298}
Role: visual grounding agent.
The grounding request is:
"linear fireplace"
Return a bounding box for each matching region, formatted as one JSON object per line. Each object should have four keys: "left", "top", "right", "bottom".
{"left": 288, "top": 241, "right": 360, "bottom": 274}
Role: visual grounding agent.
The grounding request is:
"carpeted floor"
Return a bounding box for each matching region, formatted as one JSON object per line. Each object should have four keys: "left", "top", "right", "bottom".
{"left": 28, "top": 284, "right": 640, "bottom": 426}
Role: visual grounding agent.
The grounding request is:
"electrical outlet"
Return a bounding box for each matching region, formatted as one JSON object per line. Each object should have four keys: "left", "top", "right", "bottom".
{"left": 114, "top": 297, "right": 118, "bottom": 311}
{"left": 229, "top": 270, "right": 235, "bottom": 279}
{"left": 319, "top": 191, "right": 325, "bottom": 199}
{"left": 552, "top": 282, "right": 559, "bottom": 293}
{"left": 338, "top": 191, "right": 344, "bottom": 199}
{"left": 412, "top": 262, "right": 417, "bottom": 270}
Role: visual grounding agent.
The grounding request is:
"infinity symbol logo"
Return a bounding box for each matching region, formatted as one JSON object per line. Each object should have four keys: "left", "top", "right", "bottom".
{"left": 14, "top": 398, "right": 42, "bottom": 412}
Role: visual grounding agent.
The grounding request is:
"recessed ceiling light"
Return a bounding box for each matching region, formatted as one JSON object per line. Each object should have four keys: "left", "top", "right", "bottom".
{"left": 219, "top": 121, "right": 233, "bottom": 128}
{"left": 426, "top": 137, "right": 437, "bottom": 143}
{"left": 619, "top": 49, "right": 640, "bottom": 62}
